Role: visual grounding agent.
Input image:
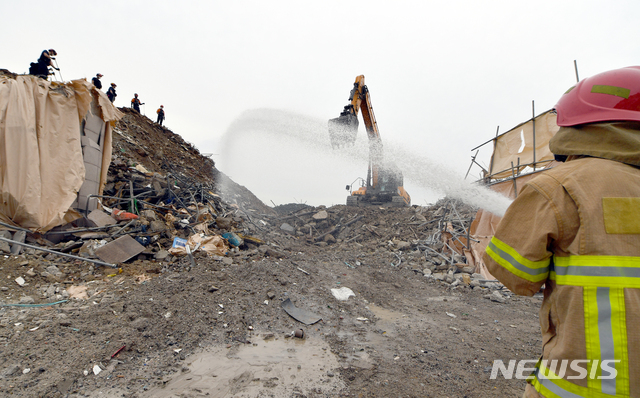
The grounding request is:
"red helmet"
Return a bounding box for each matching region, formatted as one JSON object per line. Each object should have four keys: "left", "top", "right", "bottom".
{"left": 554, "top": 66, "right": 640, "bottom": 126}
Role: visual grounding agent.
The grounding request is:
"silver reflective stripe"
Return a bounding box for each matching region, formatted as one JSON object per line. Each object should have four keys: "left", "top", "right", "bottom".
{"left": 554, "top": 265, "right": 640, "bottom": 278}
{"left": 534, "top": 368, "right": 585, "bottom": 398}
{"left": 596, "top": 288, "right": 616, "bottom": 395}
{"left": 487, "top": 241, "right": 549, "bottom": 276}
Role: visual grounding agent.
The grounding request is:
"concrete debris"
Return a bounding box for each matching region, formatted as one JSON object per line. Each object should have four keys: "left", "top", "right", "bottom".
{"left": 489, "top": 290, "right": 507, "bottom": 303}
{"left": 87, "top": 209, "right": 117, "bottom": 227}
{"left": 0, "top": 103, "right": 531, "bottom": 398}
{"left": 0, "top": 230, "right": 12, "bottom": 253}
{"left": 10, "top": 230, "right": 26, "bottom": 255}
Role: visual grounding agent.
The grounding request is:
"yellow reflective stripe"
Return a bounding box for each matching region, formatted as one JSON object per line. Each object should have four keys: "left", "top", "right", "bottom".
{"left": 583, "top": 287, "right": 630, "bottom": 396}
{"left": 551, "top": 256, "right": 640, "bottom": 288}
{"left": 551, "top": 273, "right": 640, "bottom": 288}
{"left": 610, "top": 288, "right": 630, "bottom": 396}
{"left": 533, "top": 383, "right": 565, "bottom": 398}
{"left": 485, "top": 237, "right": 549, "bottom": 283}
{"left": 531, "top": 361, "right": 624, "bottom": 398}
{"left": 584, "top": 287, "right": 602, "bottom": 392}
{"left": 602, "top": 197, "right": 640, "bottom": 234}
{"left": 591, "top": 84, "right": 630, "bottom": 99}
{"left": 555, "top": 255, "right": 640, "bottom": 268}
{"left": 531, "top": 363, "right": 589, "bottom": 398}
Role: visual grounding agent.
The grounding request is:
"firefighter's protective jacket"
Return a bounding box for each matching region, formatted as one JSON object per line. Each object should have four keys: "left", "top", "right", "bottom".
{"left": 484, "top": 155, "right": 640, "bottom": 397}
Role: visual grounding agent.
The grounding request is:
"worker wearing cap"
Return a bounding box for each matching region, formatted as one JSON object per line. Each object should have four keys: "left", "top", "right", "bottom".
{"left": 106, "top": 83, "right": 117, "bottom": 103}
{"left": 92, "top": 73, "right": 103, "bottom": 89}
{"left": 483, "top": 66, "right": 640, "bottom": 397}
{"left": 38, "top": 49, "right": 57, "bottom": 68}
{"left": 29, "top": 49, "right": 58, "bottom": 78}
{"left": 156, "top": 105, "right": 165, "bottom": 126}
{"left": 131, "top": 93, "right": 144, "bottom": 113}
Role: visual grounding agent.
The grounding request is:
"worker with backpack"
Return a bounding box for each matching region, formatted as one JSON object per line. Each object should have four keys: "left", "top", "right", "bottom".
{"left": 156, "top": 105, "right": 165, "bottom": 125}
{"left": 107, "top": 83, "right": 117, "bottom": 103}
{"left": 131, "top": 93, "right": 144, "bottom": 113}
{"left": 29, "top": 49, "right": 58, "bottom": 79}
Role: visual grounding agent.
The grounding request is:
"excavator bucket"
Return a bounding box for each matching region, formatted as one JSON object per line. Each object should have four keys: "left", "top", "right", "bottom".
{"left": 328, "top": 113, "right": 358, "bottom": 149}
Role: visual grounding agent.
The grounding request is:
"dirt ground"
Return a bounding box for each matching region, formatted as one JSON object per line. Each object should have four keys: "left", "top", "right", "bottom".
{"left": 0, "top": 108, "right": 544, "bottom": 397}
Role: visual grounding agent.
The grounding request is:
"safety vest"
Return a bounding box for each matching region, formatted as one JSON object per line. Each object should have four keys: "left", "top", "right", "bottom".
{"left": 484, "top": 157, "right": 640, "bottom": 397}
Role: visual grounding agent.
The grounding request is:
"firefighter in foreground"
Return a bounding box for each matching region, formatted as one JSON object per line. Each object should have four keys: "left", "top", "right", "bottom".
{"left": 484, "top": 66, "right": 640, "bottom": 397}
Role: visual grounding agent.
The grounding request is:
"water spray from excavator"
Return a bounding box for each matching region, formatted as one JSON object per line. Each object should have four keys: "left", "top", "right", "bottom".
{"left": 327, "top": 74, "right": 512, "bottom": 216}
{"left": 218, "top": 75, "right": 512, "bottom": 216}
{"left": 328, "top": 75, "right": 411, "bottom": 207}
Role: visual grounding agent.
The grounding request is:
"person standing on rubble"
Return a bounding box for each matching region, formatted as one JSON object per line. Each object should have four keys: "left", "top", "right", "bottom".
{"left": 483, "top": 66, "right": 640, "bottom": 397}
{"left": 107, "top": 83, "right": 117, "bottom": 103}
{"left": 156, "top": 105, "right": 165, "bottom": 125}
{"left": 92, "top": 73, "right": 103, "bottom": 89}
{"left": 131, "top": 93, "right": 144, "bottom": 113}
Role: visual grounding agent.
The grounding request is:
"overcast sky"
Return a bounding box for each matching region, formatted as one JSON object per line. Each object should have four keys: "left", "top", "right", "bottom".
{"left": 5, "top": 0, "right": 640, "bottom": 208}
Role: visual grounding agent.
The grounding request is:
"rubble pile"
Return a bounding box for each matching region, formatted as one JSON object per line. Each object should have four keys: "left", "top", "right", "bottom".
{"left": 262, "top": 198, "right": 507, "bottom": 294}
{"left": 0, "top": 103, "right": 536, "bottom": 398}
{"left": 0, "top": 106, "right": 505, "bottom": 297}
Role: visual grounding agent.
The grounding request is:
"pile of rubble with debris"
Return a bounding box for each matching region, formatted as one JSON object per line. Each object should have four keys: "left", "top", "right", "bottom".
{"left": 0, "top": 107, "right": 540, "bottom": 398}
{"left": 2, "top": 108, "right": 501, "bottom": 293}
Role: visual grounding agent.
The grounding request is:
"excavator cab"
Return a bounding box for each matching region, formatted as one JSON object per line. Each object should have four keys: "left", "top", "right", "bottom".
{"left": 328, "top": 105, "right": 359, "bottom": 148}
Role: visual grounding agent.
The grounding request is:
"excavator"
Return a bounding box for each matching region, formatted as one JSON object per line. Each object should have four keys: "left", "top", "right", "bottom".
{"left": 328, "top": 75, "right": 411, "bottom": 207}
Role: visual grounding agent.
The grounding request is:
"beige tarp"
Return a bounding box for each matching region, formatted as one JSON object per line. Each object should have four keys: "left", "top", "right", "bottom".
{"left": 467, "top": 170, "right": 553, "bottom": 279}
{"left": 0, "top": 75, "right": 121, "bottom": 232}
{"left": 466, "top": 110, "right": 560, "bottom": 277}
{"left": 489, "top": 110, "right": 559, "bottom": 179}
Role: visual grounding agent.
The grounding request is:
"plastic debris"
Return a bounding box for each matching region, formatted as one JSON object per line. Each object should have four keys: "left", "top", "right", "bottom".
{"left": 281, "top": 298, "right": 322, "bottom": 325}
{"left": 331, "top": 287, "right": 355, "bottom": 301}
{"left": 111, "top": 209, "right": 139, "bottom": 221}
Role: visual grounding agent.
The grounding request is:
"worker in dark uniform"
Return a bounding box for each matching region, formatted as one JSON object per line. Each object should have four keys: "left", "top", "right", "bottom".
{"left": 107, "top": 83, "right": 117, "bottom": 103}
{"left": 29, "top": 49, "right": 58, "bottom": 78}
{"left": 92, "top": 73, "right": 103, "bottom": 89}
{"left": 131, "top": 93, "right": 144, "bottom": 113}
{"left": 156, "top": 105, "right": 165, "bottom": 125}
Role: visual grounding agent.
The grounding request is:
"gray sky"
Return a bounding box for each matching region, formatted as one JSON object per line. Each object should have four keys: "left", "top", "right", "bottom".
{"left": 5, "top": 0, "right": 640, "bottom": 208}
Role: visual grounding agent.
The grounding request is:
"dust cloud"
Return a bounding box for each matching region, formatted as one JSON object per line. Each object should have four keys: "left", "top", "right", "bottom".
{"left": 217, "top": 109, "right": 512, "bottom": 216}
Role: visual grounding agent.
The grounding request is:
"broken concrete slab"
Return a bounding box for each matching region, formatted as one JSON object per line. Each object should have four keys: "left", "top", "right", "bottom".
{"left": 87, "top": 209, "right": 117, "bottom": 227}
{"left": 141, "top": 210, "right": 158, "bottom": 221}
{"left": 10, "top": 230, "right": 26, "bottom": 255}
{"left": 280, "top": 223, "right": 295, "bottom": 233}
{"left": 95, "top": 235, "right": 146, "bottom": 264}
{"left": 490, "top": 290, "right": 507, "bottom": 303}
{"left": 149, "top": 220, "right": 167, "bottom": 233}
{"left": 154, "top": 250, "right": 170, "bottom": 261}
{"left": 312, "top": 210, "right": 328, "bottom": 220}
{"left": 0, "top": 230, "right": 11, "bottom": 253}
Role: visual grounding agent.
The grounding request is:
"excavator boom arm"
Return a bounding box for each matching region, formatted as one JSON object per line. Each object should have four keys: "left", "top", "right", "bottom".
{"left": 328, "top": 75, "right": 410, "bottom": 206}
